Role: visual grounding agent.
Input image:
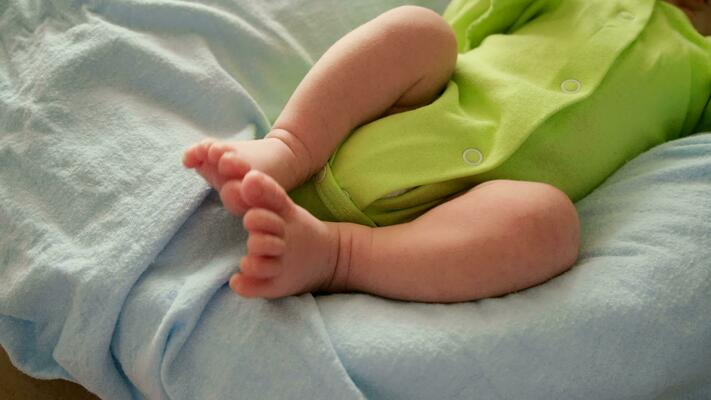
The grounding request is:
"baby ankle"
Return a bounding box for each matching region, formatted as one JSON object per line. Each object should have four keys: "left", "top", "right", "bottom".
{"left": 317, "top": 222, "right": 350, "bottom": 293}
{"left": 320, "top": 222, "right": 372, "bottom": 294}
{"left": 265, "top": 128, "right": 317, "bottom": 181}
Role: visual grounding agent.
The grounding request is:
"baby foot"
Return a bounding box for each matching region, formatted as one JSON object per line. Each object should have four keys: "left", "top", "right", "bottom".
{"left": 183, "top": 138, "right": 233, "bottom": 190}
{"left": 182, "top": 129, "right": 314, "bottom": 213}
{"left": 227, "top": 169, "right": 340, "bottom": 299}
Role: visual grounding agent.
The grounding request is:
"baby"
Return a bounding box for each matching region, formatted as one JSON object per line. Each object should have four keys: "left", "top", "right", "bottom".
{"left": 183, "top": 0, "right": 711, "bottom": 302}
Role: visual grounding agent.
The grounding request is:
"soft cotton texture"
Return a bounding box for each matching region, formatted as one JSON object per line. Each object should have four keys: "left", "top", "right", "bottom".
{"left": 1, "top": 0, "right": 710, "bottom": 399}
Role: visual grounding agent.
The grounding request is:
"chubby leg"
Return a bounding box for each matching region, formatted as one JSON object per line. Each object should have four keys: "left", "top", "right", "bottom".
{"left": 328, "top": 180, "right": 581, "bottom": 302}
{"left": 269, "top": 5, "right": 458, "bottom": 174}
{"left": 183, "top": 6, "right": 457, "bottom": 213}
{"left": 229, "top": 170, "right": 579, "bottom": 303}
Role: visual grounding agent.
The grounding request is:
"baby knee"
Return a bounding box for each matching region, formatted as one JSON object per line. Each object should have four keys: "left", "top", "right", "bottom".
{"left": 380, "top": 6, "right": 457, "bottom": 63}
{"left": 519, "top": 182, "right": 580, "bottom": 266}
{"left": 478, "top": 180, "right": 580, "bottom": 266}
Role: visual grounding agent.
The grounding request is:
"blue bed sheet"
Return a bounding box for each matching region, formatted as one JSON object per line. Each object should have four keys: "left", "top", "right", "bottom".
{"left": 1, "top": 1, "right": 710, "bottom": 399}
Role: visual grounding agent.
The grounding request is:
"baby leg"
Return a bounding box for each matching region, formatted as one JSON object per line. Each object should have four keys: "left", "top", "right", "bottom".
{"left": 230, "top": 171, "right": 579, "bottom": 302}
{"left": 184, "top": 6, "right": 457, "bottom": 213}
{"left": 326, "top": 180, "right": 580, "bottom": 303}
{"left": 269, "top": 5, "right": 458, "bottom": 176}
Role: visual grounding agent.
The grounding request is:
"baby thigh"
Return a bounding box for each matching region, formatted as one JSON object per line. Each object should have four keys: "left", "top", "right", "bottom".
{"left": 272, "top": 6, "right": 457, "bottom": 172}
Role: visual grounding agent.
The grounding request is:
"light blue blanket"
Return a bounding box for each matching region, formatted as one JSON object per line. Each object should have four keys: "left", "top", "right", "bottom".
{"left": 1, "top": 1, "right": 710, "bottom": 399}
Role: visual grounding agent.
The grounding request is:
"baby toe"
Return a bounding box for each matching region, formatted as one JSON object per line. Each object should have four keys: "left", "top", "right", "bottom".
{"left": 182, "top": 145, "right": 204, "bottom": 168}
{"left": 207, "top": 142, "right": 235, "bottom": 164}
{"left": 220, "top": 180, "right": 249, "bottom": 215}
{"left": 247, "top": 233, "right": 286, "bottom": 257}
{"left": 229, "top": 273, "right": 291, "bottom": 299}
{"left": 243, "top": 208, "right": 285, "bottom": 237}
{"left": 239, "top": 255, "right": 283, "bottom": 279}
{"left": 196, "top": 138, "right": 216, "bottom": 160}
{"left": 229, "top": 274, "right": 274, "bottom": 298}
{"left": 241, "top": 170, "right": 292, "bottom": 217}
{"left": 218, "top": 151, "right": 251, "bottom": 178}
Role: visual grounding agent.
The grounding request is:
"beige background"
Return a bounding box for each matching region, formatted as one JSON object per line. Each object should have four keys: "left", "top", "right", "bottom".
{"left": 0, "top": 346, "right": 100, "bottom": 400}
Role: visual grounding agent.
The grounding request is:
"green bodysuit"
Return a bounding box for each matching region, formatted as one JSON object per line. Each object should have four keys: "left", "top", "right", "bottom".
{"left": 288, "top": 0, "right": 711, "bottom": 227}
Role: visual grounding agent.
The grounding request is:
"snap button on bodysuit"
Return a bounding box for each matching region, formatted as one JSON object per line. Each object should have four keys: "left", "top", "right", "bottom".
{"left": 462, "top": 148, "right": 484, "bottom": 166}
{"left": 561, "top": 79, "right": 581, "bottom": 93}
